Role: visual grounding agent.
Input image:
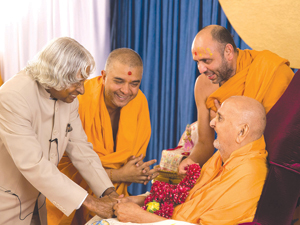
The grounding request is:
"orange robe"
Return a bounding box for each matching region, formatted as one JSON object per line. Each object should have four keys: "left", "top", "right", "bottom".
{"left": 47, "top": 76, "right": 151, "bottom": 225}
{"left": 0, "top": 71, "right": 3, "bottom": 86}
{"left": 172, "top": 136, "right": 268, "bottom": 225}
{"left": 206, "top": 49, "right": 294, "bottom": 113}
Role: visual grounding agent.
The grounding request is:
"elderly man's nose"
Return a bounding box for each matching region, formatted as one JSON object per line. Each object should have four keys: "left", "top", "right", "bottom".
{"left": 210, "top": 118, "right": 216, "bottom": 128}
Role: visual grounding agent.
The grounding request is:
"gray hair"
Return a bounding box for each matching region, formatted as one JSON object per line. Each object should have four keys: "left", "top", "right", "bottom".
{"left": 25, "top": 37, "right": 95, "bottom": 90}
{"left": 105, "top": 48, "right": 143, "bottom": 74}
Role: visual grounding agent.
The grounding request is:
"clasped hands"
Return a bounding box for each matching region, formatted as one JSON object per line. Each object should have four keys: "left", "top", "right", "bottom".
{"left": 118, "top": 154, "right": 160, "bottom": 185}
{"left": 113, "top": 195, "right": 152, "bottom": 223}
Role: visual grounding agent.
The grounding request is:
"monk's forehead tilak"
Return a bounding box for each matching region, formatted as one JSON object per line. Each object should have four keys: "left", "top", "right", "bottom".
{"left": 193, "top": 47, "right": 213, "bottom": 58}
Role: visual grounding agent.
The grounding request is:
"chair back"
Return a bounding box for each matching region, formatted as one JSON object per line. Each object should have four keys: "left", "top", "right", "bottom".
{"left": 240, "top": 70, "right": 300, "bottom": 225}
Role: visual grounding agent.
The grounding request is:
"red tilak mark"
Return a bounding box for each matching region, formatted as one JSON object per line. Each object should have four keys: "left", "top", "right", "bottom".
{"left": 128, "top": 71, "right": 132, "bottom": 75}
{"left": 194, "top": 52, "right": 197, "bottom": 56}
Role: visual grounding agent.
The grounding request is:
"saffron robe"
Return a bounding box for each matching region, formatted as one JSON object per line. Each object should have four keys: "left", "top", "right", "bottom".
{"left": 206, "top": 49, "right": 294, "bottom": 113}
{"left": 0, "top": 71, "right": 3, "bottom": 86}
{"left": 47, "top": 76, "right": 151, "bottom": 225}
{"left": 172, "top": 136, "right": 268, "bottom": 225}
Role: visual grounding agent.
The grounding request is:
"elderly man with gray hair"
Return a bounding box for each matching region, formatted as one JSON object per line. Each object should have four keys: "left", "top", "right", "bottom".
{"left": 0, "top": 37, "right": 118, "bottom": 225}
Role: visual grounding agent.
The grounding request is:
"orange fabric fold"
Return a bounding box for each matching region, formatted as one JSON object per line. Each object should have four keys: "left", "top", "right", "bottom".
{"left": 206, "top": 49, "right": 294, "bottom": 113}
{"left": 172, "top": 136, "right": 268, "bottom": 225}
{"left": 47, "top": 76, "right": 151, "bottom": 225}
{"left": 0, "top": 71, "right": 3, "bottom": 86}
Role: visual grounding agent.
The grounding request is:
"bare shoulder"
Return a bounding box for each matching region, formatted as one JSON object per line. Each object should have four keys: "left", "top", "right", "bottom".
{"left": 194, "top": 75, "right": 219, "bottom": 105}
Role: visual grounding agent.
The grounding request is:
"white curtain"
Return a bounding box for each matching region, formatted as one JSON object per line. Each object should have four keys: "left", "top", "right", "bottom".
{"left": 0, "top": 0, "right": 111, "bottom": 82}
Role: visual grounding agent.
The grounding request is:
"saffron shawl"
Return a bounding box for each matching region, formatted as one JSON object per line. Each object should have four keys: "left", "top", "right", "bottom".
{"left": 172, "top": 136, "right": 268, "bottom": 225}
{"left": 206, "top": 49, "right": 294, "bottom": 113}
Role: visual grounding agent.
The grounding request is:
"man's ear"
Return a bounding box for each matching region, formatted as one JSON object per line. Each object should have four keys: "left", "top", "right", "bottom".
{"left": 101, "top": 70, "right": 106, "bottom": 83}
{"left": 224, "top": 44, "right": 234, "bottom": 61}
{"left": 236, "top": 124, "right": 249, "bottom": 144}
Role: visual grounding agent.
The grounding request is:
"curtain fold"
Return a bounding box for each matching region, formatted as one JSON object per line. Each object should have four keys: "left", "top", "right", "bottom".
{"left": 110, "top": 0, "right": 251, "bottom": 195}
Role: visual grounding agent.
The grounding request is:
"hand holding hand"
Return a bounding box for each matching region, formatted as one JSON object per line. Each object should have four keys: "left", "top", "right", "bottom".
{"left": 113, "top": 201, "right": 166, "bottom": 223}
{"left": 113, "top": 202, "right": 146, "bottom": 223}
{"left": 116, "top": 195, "right": 146, "bottom": 206}
{"left": 83, "top": 194, "right": 117, "bottom": 219}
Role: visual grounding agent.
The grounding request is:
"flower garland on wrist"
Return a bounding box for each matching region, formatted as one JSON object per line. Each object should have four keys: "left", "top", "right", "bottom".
{"left": 142, "top": 164, "right": 201, "bottom": 219}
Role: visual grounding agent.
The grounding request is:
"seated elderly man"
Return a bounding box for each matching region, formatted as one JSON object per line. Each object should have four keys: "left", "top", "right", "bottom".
{"left": 113, "top": 96, "right": 268, "bottom": 225}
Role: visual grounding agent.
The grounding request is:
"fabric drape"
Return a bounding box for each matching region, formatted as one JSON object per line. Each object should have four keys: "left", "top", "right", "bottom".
{"left": 0, "top": 70, "right": 3, "bottom": 86}
{"left": 110, "top": 0, "right": 250, "bottom": 195}
{"left": 172, "top": 136, "right": 268, "bottom": 225}
{"left": 206, "top": 49, "right": 294, "bottom": 113}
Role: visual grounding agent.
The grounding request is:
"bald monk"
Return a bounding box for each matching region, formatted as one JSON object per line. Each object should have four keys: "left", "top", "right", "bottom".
{"left": 47, "top": 48, "right": 159, "bottom": 225}
{"left": 178, "top": 25, "right": 294, "bottom": 174}
{"left": 113, "top": 96, "right": 268, "bottom": 225}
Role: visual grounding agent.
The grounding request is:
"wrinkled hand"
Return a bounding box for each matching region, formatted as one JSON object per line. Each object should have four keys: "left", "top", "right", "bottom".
{"left": 83, "top": 194, "right": 117, "bottom": 219}
{"left": 113, "top": 201, "right": 165, "bottom": 223}
{"left": 113, "top": 202, "right": 146, "bottom": 223}
{"left": 178, "top": 157, "right": 197, "bottom": 178}
{"left": 118, "top": 154, "right": 160, "bottom": 185}
{"left": 116, "top": 195, "right": 146, "bottom": 206}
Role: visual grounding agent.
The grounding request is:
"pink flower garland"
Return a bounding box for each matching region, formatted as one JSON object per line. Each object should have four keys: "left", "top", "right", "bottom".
{"left": 142, "top": 164, "right": 201, "bottom": 219}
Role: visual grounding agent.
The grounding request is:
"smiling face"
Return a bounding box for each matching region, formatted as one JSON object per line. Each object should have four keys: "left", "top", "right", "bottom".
{"left": 47, "top": 70, "right": 86, "bottom": 103}
{"left": 210, "top": 96, "right": 267, "bottom": 163}
{"left": 192, "top": 31, "right": 234, "bottom": 85}
{"left": 102, "top": 61, "right": 142, "bottom": 112}
{"left": 210, "top": 100, "right": 239, "bottom": 162}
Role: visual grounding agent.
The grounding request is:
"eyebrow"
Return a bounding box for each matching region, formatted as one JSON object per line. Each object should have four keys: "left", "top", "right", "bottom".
{"left": 131, "top": 80, "right": 141, "bottom": 84}
{"left": 194, "top": 57, "right": 212, "bottom": 62}
{"left": 195, "top": 58, "right": 212, "bottom": 61}
{"left": 217, "top": 112, "right": 223, "bottom": 118}
{"left": 113, "top": 77, "right": 141, "bottom": 83}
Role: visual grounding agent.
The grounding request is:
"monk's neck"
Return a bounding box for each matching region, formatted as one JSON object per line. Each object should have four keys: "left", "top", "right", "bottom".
{"left": 106, "top": 104, "right": 120, "bottom": 116}
{"left": 105, "top": 103, "right": 121, "bottom": 128}
{"left": 230, "top": 50, "right": 239, "bottom": 79}
{"left": 103, "top": 93, "right": 120, "bottom": 116}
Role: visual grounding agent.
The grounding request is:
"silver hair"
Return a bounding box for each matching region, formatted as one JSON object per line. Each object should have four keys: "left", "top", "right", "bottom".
{"left": 25, "top": 37, "right": 95, "bottom": 90}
